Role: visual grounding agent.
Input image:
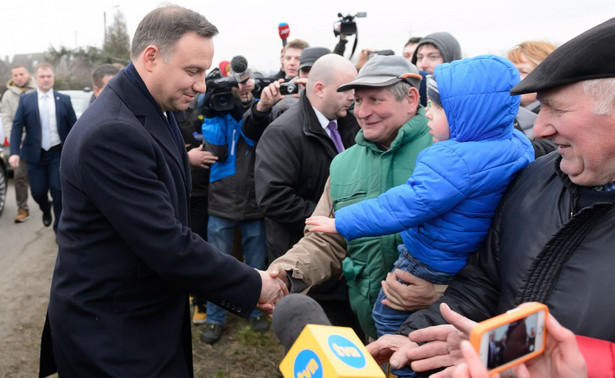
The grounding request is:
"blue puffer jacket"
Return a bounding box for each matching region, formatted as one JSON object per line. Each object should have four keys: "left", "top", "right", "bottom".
{"left": 335, "top": 55, "right": 535, "bottom": 274}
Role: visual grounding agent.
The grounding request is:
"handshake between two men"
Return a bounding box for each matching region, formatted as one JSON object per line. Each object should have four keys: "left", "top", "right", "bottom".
{"left": 256, "top": 268, "right": 290, "bottom": 315}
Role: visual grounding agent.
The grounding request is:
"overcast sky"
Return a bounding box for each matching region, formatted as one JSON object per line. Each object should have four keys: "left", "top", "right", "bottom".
{"left": 1, "top": 0, "right": 613, "bottom": 75}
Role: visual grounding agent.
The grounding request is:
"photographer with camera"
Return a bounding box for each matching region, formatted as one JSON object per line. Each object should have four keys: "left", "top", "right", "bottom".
{"left": 273, "top": 38, "right": 309, "bottom": 81}
{"left": 332, "top": 11, "right": 366, "bottom": 60}
{"left": 242, "top": 46, "right": 332, "bottom": 136}
{"left": 198, "top": 58, "right": 282, "bottom": 344}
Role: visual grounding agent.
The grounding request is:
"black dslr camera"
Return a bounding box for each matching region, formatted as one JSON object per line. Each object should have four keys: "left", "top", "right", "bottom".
{"left": 333, "top": 12, "right": 367, "bottom": 36}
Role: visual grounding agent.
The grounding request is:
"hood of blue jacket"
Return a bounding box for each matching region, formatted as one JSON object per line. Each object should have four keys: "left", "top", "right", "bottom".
{"left": 435, "top": 55, "right": 521, "bottom": 142}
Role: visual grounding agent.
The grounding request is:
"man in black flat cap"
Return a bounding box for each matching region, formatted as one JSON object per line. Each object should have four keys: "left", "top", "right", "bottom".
{"left": 365, "top": 17, "right": 615, "bottom": 375}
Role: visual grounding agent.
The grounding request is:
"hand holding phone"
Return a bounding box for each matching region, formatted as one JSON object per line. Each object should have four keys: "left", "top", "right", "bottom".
{"left": 409, "top": 303, "right": 585, "bottom": 378}
{"left": 470, "top": 302, "right": 547, "bottom": 375}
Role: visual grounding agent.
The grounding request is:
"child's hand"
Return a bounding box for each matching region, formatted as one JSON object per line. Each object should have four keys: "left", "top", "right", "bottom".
{"left": 305, "top": 216, "right": 338, "bottom": 234}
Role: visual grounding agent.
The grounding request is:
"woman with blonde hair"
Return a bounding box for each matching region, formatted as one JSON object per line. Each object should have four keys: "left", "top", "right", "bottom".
{"left": 507, "top": 41, "right": 558, "bottom": 157}
{"left": 507, "top": 41, "right": 557, "bottom": 111}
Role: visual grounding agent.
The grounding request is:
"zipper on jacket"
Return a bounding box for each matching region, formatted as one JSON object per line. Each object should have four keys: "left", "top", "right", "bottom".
{"left": 569, "top": 192, "right": 578, "bottom": 218}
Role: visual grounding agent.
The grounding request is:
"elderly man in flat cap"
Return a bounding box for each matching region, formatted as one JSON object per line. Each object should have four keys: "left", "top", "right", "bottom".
{"left": 365, "top": 18, "right": 615, "bottom": 376}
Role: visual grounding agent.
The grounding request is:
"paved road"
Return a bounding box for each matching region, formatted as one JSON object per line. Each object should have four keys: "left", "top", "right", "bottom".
{"left": 0, "top": 179, "right": 57, "bottom": 375}
{"left": 0, "top": 178, "right": 57, "bottom": 266}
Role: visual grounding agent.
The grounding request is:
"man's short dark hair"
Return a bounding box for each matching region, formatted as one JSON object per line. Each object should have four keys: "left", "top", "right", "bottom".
{"left": 405, "top": 37, "right": 422, "bottom": 47}
{"left": 131, "top": 5, "right": 218, "bottom": 61}
{"left": 91, "top": 64, "right": 120, "bottom": 88}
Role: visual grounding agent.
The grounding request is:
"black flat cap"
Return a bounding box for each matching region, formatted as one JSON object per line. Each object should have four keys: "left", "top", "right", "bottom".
{"left": 511, "top": 17, "right": 615, "bottom": 95}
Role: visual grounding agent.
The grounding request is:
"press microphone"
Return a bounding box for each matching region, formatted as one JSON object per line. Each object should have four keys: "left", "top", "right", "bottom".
{"left": 278, "top": 22, "right": 290, "bottom": 47}
{"left": 230, "top": 55, "right": 251, "bottom": 84}
{"left": 273, "top": 294, "right": 332, "bottom": 352}
{"left": 273, "top": 294, "right": 385, "bottom": 378}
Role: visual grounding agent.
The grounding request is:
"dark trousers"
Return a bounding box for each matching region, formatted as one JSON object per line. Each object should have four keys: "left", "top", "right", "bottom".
{"left": 190, "top": 195, "right": 209, "bottom": 309}
{"left": 26, "top": 147, "right": 62, "bottom": 231}
{"left": 14, "top": 158, "right": 30, "bottom": 211}
{"left": 190, "top": 196, "right": 209, "bottom": 240}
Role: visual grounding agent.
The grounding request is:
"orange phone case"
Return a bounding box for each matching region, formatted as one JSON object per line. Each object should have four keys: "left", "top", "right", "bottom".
{"left": 469, "top": 302, "right": 548, "bottom": 375}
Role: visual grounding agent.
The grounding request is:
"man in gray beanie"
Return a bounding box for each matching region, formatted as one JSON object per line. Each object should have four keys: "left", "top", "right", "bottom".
{"left": 366, "top": 17, "right": 615, "bottom": 377}
{"left": 411, "top": 31, "right": 461, "bottom": 74}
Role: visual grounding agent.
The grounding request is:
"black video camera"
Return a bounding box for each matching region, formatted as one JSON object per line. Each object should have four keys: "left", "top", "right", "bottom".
{"left": 205, "top": 68, "right": 239, "bottom": 112}
{"left": 333, "top": 12, "right": 367, "bottom": 37}
{"left": 204, "top": 68, "right": 279, "bottom": 113}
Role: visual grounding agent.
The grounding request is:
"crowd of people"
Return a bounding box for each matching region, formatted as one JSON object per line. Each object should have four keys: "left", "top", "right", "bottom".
{"left": 2, "top": 3, "right": 614, "bottom": 377}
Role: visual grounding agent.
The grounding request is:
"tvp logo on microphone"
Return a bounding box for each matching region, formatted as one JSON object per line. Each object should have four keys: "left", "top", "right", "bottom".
{"left": 279, "top": 324, "right": 385, "bottom": 378}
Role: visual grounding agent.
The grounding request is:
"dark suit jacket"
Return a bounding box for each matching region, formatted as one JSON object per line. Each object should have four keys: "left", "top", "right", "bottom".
{"left": 10, "top": 90, "right": 76, "bottom": 162}
{"left": 40, "top": 68, "right": 262, "bottom": 377}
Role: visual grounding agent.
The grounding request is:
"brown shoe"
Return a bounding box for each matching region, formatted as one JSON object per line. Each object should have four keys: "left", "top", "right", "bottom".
{"left": 14, "top": 208, "right": 30, "bottom": 223}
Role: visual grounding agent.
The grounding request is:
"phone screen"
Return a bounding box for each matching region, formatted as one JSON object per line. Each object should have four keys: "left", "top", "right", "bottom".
{"left": 483, "top": 312, "right": 544, "bottom": 370}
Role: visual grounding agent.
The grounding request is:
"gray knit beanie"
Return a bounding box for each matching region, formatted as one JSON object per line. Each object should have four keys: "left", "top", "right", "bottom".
{"left": 411, "top": 32, "right": 462, "bottom": 65}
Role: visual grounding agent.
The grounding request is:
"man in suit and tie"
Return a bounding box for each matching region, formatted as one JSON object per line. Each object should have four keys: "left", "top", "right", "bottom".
{"left": 9, "top": 62, "right": 77, "bottom": 231}
{"left": 39, "top": 5, "right": 287, "bottom": 377}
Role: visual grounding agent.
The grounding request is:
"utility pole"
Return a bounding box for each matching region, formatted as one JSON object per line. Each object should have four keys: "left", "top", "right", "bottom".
{"left": 104, "top": 5, "right": 120, "bottom": 42}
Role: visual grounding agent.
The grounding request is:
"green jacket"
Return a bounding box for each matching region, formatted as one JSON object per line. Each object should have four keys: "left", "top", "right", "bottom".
{"left": 329, "top": 108, "right": 432, "bottom": 338}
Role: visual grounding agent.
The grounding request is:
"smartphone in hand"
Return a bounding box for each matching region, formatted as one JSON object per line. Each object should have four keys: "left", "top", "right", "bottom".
{"left": 470, "top": 302, "right": 547, "bottom": 375}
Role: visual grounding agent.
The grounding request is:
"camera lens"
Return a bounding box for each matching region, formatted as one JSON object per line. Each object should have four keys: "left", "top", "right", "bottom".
{"left": 217, "top": 95, "right": 229, "bottom": 106}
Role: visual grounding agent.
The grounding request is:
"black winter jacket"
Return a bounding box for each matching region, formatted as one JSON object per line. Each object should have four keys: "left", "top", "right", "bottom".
{"left": 254, "top": 92, "right": 359, "bottom": 261}
{"left": 398, "top": 153, "right": 615, "bottom": 342}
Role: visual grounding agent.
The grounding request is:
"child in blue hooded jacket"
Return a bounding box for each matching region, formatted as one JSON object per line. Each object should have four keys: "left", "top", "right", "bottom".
{"left": 307, "top": 55, "right": 535, "bottom": 349}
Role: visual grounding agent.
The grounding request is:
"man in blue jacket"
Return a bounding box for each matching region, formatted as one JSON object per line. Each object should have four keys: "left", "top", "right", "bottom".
{"left": 199, "top": 66, "right": 283, "bottom": 344}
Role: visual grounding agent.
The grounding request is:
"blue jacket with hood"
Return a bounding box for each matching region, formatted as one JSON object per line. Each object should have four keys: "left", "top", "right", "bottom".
{"left": 335, "top": 55, "right": 535, "bottom": 275}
